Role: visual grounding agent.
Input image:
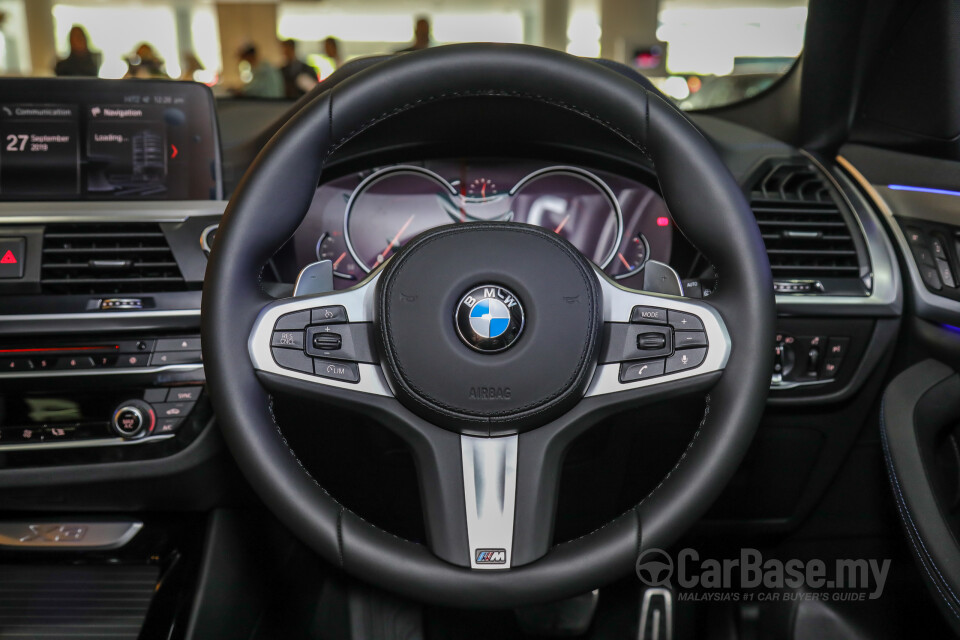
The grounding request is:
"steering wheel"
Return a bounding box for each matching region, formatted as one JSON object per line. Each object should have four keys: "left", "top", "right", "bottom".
{"left": 202, "top": 44, "right": 774, "bottom": 609}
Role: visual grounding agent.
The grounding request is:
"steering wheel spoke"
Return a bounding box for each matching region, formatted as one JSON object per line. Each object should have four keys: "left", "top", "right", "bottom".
{"left": 248, "top": 271, "right": 394, "bottom": 398}
{"left": 585, "top": 269, "right": 731, "bottom": 400}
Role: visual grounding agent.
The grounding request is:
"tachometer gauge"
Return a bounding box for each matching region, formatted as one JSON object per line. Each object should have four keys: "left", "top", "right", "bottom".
{"left": 316, "top": 231, "right": 360, "bottom": 281}
{"left": 344, "top": 166, "right": 458, "bottom": 272}
{"left": 608, "top": 233, "right": 651, "bottom": 280}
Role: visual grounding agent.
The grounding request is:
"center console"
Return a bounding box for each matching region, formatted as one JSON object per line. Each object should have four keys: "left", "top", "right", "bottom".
{"left": 0, "top": 79, "right": 223, "bottom": 472}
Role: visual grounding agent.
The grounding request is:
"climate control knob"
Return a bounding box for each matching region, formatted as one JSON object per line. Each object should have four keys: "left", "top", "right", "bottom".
{"left": 111, "top": 400, "right": 155, "bottom": 439}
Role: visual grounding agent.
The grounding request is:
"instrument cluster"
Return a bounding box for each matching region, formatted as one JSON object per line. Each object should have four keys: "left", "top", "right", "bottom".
{"left": 289, "top": 160, "right": 681, "bottom": 290}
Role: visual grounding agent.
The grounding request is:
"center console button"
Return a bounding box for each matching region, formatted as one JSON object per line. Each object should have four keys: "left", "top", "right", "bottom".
{"left": 152, "top": 402, "right": 193, "bottom": 419}
{"left": 154, "top": 417, "right": 184, "bottom": 435}
{"left": 43, "top": 425, "right": 76, "bottom": 442}
{"left": 665, "top": 347, "right": 707, "bottom": 374}
{"left": 155, "top": 337, "right": 201, "bottom": 351}
{"left": 0, "top": 358, "right": 34, "bottom": 372}
{"left": 111, "top": 400, "right": 154, "bottom": 439}
{"left": 150, "top": 351, "right": 202, "bottom": 366}
{"left": 116, "top": 353, "right": 149, "bottom": 367}
{"left": 143, "top": 388, "right": 168, "bottom": 403}
{"left": 166, "top": 386, "right": 201, "bottom": 402}
{"left": 56, "top": 357, "right": 95, "bottom": 370}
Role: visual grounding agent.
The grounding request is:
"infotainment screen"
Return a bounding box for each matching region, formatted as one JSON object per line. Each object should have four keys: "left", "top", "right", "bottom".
{"left": 0, "top": 79, "right": 221, "bottom": 201}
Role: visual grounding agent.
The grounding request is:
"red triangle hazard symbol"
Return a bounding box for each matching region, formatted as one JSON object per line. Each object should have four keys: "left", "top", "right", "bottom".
{"left": 0, "top": 250, "right": 16, "bottom": 264}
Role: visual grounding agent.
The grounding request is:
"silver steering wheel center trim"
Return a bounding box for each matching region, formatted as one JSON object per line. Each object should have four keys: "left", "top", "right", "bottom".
{"left": 585, "top": 266, "right": 732, "bottom": 397}
{"left": 248, "top": 270, "right": 394, "bottom": 396}
{"left": 461, "top": 434, "right": 518, "bottom": 570}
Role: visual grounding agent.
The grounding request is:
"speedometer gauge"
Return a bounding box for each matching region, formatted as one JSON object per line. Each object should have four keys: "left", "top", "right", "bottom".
{"left": 344, "top": 166, "right": 457, "bottom": 272}
{"left": 510, "top": 167, "right": 623, "bottom": 268}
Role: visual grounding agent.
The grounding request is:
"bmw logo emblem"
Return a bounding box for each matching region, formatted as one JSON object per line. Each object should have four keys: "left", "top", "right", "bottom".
{"left": 455, "top": 285, "right": 525, "bottom": 353}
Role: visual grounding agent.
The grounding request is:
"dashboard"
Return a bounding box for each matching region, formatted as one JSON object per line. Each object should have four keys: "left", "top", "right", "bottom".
{"left": 0, "top": 73, "right": 913, "bottom": 551}
{"left": 282, "top": 160, "right": 704, "bottom": 291}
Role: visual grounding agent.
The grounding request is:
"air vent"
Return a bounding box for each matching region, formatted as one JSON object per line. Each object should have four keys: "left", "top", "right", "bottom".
{"left": 41, "top": 223, "right": 186, "bottom": 295}
{"left": 749, "top": 161, "right": 865, "bottom": 287}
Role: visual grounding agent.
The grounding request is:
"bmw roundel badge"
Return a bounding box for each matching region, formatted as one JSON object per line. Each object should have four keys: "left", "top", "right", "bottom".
{"left": 455, "top": 285, "right": 525, "bottom": 353}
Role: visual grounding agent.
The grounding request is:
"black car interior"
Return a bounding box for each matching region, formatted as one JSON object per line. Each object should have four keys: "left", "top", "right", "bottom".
{"left": 2, "top": 0, "right": 960, "bottom": 638}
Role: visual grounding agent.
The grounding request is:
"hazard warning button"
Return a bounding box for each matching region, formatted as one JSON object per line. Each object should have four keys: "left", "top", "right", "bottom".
{"left": 0, "top": 237, "right": 25, "bottom": 279}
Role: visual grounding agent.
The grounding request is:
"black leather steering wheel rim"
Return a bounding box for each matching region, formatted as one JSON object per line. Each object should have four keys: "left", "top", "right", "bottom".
{"left": 202, "top": 44, "right": 774, "bottom": 608}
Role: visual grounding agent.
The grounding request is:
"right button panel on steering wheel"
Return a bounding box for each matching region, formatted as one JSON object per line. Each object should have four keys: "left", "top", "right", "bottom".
{"left": 586, "top": 271, "right": 730, "bottom": 396}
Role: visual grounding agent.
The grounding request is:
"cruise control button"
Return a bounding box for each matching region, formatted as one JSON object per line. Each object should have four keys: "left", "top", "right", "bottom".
{"left": 275, "top": 310, "right": 310, "bottom": 331}
{"left": 155, "top": 337, "right": 201, "bottom": 351}
{"left": 630, "top": 306, "right": 667, "bottom": 324}
{"left": 314, "top": 358, "right": 360, "bottom": 383}
{"left": 668, "top": 311, "right": 704, "bottom": 331}
{"left": 674, "top": 331, "right": 708, "bottom": 349}
{"left": 271, "top": 331, "right": 304, "bottom": 349}
{"left": 305, "top": 324, "right": 376, "bottom": 363}
{"left": 600, "top": 324, "right": 672, "bottom": 363}
{"left": 271, "top": 347, "right": 313, "bottom": 374}
{"left": 311, "top": 305, "right": 348, "bottom": 324}
{"left": 619, "top": 359, "right": 665, "bottom": 382}
{"left": 665, "top": 347, "right": 707, "bottom": 374}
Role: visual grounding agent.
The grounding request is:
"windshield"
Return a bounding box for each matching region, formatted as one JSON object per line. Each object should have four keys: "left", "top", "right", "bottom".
{"left": 0, "top": 0, "right": 806, "bottom": 110}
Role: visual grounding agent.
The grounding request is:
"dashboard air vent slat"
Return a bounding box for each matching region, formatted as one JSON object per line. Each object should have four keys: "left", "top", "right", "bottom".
{"left": 41, "top": 223, "right": 186, "bottom": 295}
{"left": 748, "top": 161, "right": 864, "bottom": 282}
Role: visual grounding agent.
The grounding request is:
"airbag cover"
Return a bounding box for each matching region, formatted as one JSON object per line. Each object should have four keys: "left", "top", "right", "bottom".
{"left": 375, "top": 223, "right": 601, "bottom": 434}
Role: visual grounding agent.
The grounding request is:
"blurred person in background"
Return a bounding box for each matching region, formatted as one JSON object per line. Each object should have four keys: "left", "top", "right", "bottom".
{"left": 324, "top": 37, "right": 342, "bottom": 72}
{"left": 0, "top": 12, "right": 20, "bottom": 75}
{"left": 397, "top": 16, "right": 432, "bottom": 53}
{"left": 54, "top": 25, "right": 100, "bottom": 77}
{"left": 179, "top": 52, "right": 205, "bottom": 82}
{"left": 123, "top": 43, "right": 167, "bottom": 79}
{"left": 234, "top": 43, "right": 283, "bottom": 98}
{"left": 279, "top": 39, "right": 317, "bottom": 99}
